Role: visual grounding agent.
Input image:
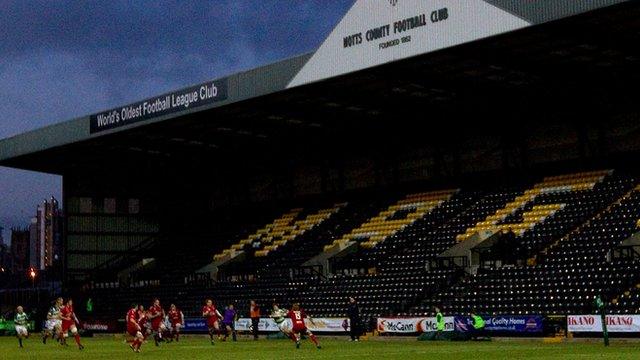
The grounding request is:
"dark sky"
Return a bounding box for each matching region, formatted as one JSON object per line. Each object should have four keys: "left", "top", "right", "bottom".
{"left": 0, "top": 0, "right": 354, "bottom": 242}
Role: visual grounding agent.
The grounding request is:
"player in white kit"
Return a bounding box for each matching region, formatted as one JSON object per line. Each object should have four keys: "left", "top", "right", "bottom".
{"left": 43, "top": 297, "right": 63, "bottom": 344}
{"left": 271, "top": 303, "right": 293, "bottom": 338}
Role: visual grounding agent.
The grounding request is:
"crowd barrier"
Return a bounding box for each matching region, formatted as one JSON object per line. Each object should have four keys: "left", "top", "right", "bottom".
{"left": 77, "top": 314, "right": 640, "bottom": 336}
{"left": 183, "top": 317, "right": 350, "bottom": 333}
{"left": 377, "top": 315, "right": 544, "bottom": 334}
{"left": 567, "top": 314, "right": 640, "bottom": 333}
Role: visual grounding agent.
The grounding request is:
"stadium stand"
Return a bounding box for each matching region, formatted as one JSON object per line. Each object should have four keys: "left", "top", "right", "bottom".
{"left": 79, "top": 169, "right": 640, "bottom": 330}
{"left": 411, "top": 172, "right": 639, "bottom": 316}
{"left": 216, "top": 201, "right": 380, "bottom": 276}
{"left": 324, "top": 190, "right": 458, "bottom": 250}
{"left": 332, "top": 190, "right": 481, "bottom": 273}
{"left": 1, "top": 1, "right": 639, "bottom": 342}
{"left": 214, "top": 209, "right": 303, "bottom": 262}
{"left": 456, "top": 170, "right": 611, "bottom": 241}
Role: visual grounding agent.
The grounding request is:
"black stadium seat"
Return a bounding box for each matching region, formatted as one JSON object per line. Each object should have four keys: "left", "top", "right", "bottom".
{"left": 85, "top": 170, "right": 640, "bottom": 328}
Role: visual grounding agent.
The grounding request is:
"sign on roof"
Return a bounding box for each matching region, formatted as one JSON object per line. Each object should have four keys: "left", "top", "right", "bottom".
{"left": 85, "top": 0, "right": 626, "bottom": 134}
{"left": 287, "top": 0, "right": 530, "bottom": 88}
{"left": 89, "top": 78, "right": 228, "bottom": 134}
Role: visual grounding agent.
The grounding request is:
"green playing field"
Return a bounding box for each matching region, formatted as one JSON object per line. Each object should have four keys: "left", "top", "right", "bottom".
{"left": 1, "top": 336, "right": 638, "bottom": 359}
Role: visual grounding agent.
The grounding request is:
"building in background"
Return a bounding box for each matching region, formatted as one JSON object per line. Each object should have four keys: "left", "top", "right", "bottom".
{"left": 11, "top": 227, "right": 30, "bottom": 274}
{"left": 29, "top": 197, "right": 62, "bottom": 271}
{"left": 29, "top": 216, "right": 39, "bottom": 269}
{"left": 0, "top": 244, "right": 8, "bottom": 271}
{"left": 0, "top": 226, "right": 10, "bottom": 272}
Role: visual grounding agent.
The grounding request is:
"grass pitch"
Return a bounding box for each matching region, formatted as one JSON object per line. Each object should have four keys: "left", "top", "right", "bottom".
{"left": 1, "top": 335, "right": 638, "bottom": 359}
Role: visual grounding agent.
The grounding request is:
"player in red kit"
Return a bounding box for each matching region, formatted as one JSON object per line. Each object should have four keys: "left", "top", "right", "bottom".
{"left": 202, "top": 299, "right": 222, "bottom": 345}
{"left": 148, "top": 298, "right": 166, "bottom": 346}
{"left": 59, "top": 299, "right": 84, "bottom": 350}
{"left": 126, "top": 303, "right": 144, "bottom": 353}
{"left": 167, "top": 304, "right": 184, "bottom": 342}
{"left": 288, "top": 303, "right": 320, "bottom": 349}
{"left": 137, "top": 305, "right": 151, "bottom": 339}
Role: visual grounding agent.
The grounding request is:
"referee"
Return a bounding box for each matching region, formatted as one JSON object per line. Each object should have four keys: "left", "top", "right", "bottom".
{"left": 250, "top": 300, "right": 260, "bottom": 340}
{"left": 347, "top": 297, "right": 361, "bottom": 341}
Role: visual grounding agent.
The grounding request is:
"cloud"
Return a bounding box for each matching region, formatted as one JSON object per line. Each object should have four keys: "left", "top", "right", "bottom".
{"left": 0, "top": 0, "right": 354, "bottom": 131}
{"left": 0, "top": 50, "right": 110, "bottom": 137}
{"left": 0, "top": 0, "right": 355, "bottom": 237}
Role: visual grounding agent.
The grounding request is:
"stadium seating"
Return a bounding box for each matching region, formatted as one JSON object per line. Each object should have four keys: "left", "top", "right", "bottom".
{"left": 457, "top": 170, "right": 610, "bottom": 241}
{"left": 302, "top": 269, "right": 462, "bottom": 320}
{"left": 410, "top": 173, "right": 639, "bottom": 316}
{"left": 332, "top": 190, "right": 480, "bottom": 272}
{"left": 214, "top": 204, "right": 348, "bottom": 265}
{"left": 324, "top": 189, "right": 458, "bottom": 251}
{"left": 214, "top": 209, "right": 302, "bottom": 262}
{"left": 610, "top": 276, "right": 640, "bottom": 314}
{"left": 83, "top": 169, "right": 640, "bottom": 329}
{"left": 217, "top": 200, "right": 387, "bottom": 276}
{"left": 254, "top": 201, "right": 383, "bottom": 269}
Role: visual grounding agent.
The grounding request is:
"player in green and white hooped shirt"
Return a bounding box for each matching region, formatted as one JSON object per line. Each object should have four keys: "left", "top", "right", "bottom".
{"left": 15, "top": 306, "right": 29, "bottom": 348}
{"left": 271, "top": 303, "right": 295, "bottom": 341}
{"left": 43, "top": 297, "right": 64, "bottom": 344}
